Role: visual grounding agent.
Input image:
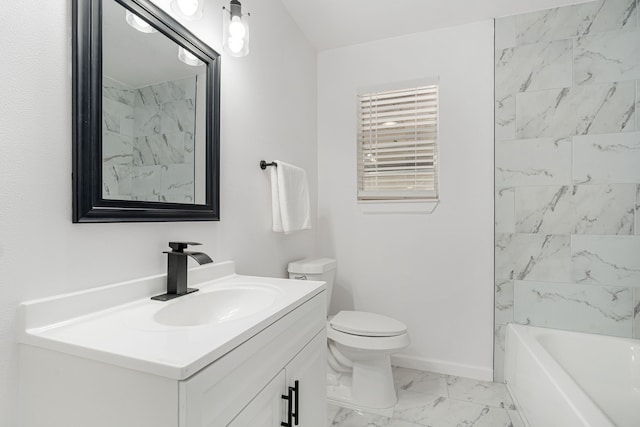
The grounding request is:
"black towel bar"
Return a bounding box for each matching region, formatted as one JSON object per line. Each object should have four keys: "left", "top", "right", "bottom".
{"left": 260, "top": 160, "right": 277, "bottom": 169}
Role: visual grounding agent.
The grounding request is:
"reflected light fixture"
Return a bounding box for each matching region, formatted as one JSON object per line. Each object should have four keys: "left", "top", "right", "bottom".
{"left": 170, "top": 0, "right": 204, "bottom": 20}
{"left": 178, "top": 46, "right": 205, "bottom": 66}
{"left": 125, "top": 9, "right": 157, "bottom": 33}
{"left": 222, "top": 0, "right": 250, "bottom": 57}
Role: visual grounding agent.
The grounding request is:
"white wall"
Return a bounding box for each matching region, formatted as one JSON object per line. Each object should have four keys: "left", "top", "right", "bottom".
{"left": 317, "top": 21, "right": 495, "bottom": 380}
{"left": 0, "top": 1, "right": 317, "bottom": 425}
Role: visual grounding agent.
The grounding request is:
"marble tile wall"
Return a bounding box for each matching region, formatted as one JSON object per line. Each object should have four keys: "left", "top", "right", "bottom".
{"left": 494, "top": 0, "right": 640, "bottom": 382}
{"left": 102, "top": 76, "right": 197, "bottom": 203}
{"left": 102, "top": 77, "right": 135, "bottom": 201}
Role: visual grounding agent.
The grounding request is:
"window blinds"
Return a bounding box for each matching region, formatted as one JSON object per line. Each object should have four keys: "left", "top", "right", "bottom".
{"left": 357, "top": 85, "right": 438, "bottom": 201}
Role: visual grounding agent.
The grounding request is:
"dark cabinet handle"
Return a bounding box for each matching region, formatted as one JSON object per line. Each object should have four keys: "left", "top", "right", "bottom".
{"left": 292, "top": 380, "right": 299, "bottom": 425}
{"left": 281, "top": 387, "right": 293, "bottom": 427}
{"left": 281, "top": 380, "right": 299, "bottom": 426}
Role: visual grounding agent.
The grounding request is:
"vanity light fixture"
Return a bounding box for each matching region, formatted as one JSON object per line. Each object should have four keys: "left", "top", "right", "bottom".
{"left": 222, "top": 0, "right": 250, "bottom": 57}
{"left": 178, "top": 46, "right": 205, "bottom": 66}
{"left": 125, "top": 9, "right": 157, "bottom": 33}
{"left": 170, "top": 0, "right": 204, "bottom": 20}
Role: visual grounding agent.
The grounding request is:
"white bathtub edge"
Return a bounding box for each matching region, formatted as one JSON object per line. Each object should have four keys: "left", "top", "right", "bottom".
{"left": 505, "top": 383, "right": 531, "bottom": 427}
{"left": 505, "top": 324, "right": 615, "bottom": 427}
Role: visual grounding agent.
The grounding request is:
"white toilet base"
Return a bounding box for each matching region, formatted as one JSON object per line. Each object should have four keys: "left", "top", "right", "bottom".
{"left": 327, "top": 370, "right": 394, "bottom": 417}
{"left": 352, "top": 355, "right": 397, "bottom": 408}
{"left": 326, "top": 356, "right": 398, "bottom": 415}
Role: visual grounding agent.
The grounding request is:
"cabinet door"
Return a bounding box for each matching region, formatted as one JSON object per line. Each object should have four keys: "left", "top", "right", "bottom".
{"left": 285, "top": 330, "right": 327, "bottom": 426}
{"left": 228, "top": 370, "right": 286, "bottom": 427}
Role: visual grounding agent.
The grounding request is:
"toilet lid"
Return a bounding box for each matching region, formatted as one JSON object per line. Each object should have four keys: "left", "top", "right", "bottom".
{"left": 329, "top": 311, "right": 407, "bottom": 337}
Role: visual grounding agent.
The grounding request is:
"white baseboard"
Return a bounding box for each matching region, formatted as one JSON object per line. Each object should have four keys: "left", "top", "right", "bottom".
{"left": 391, "top": 353, "right": 493, "bottom": 382}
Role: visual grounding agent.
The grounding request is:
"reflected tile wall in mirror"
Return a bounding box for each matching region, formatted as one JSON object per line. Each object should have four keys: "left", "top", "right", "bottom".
{"left": 494, "top": 0, "right": 640, "bottom": 381}
{"left": 103, "top": 76, "right": 196, "bottom": 203}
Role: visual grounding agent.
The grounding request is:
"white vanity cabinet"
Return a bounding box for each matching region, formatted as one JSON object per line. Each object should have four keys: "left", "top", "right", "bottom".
{"left": 19, "top": 264, "right": 327, "bottom": 427}
{"left": 179, "top": 294, "right": 327, "bottom": 427}
{"left": 229, "top": 370, "right": 287, "bottom": 426}
{"left": 229, "top": 332, "right": 326, "bottom": 427}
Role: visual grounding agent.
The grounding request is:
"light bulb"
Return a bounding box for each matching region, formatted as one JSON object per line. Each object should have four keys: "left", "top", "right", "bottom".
{"left": 178, "top": 47, "right": 204, "bottom": 66}
{"left": 229, "top": 16, "right": 246, "bottom": 38}
{"left": 125, "top": 10, "right": 157, "bottom": 33}
{"left": 176, "top": 0, "right": 198, "bottom": 16}
{"left": 222, "top": 1, "right": 249, "bottom": 57}
{"left": 183, "top": 50, "right": 197, "bottom": 61}
{"left": 133, "top": 15, "right": 148, "bottom": 28}
{"left": 227, "top": 36, "right": 244, "bottom": 53}
{"left": 171, "top": 0, "right": 202, "bottom": 20}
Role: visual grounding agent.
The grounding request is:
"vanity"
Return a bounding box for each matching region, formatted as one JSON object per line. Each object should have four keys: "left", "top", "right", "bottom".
{"left": 18, "top": 262, "right": 327, "bottom": 427}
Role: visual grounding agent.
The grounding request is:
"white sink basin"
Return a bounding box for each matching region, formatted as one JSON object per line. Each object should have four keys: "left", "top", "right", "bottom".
{"left": 19, "top": 262, "right": 326, "bottom": 379}
{"left": 154, "top": 285, "right": 282, "bottom": 327}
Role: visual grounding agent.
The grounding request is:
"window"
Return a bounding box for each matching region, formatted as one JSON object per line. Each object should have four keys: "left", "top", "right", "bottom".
{"left": 357, "top": 84, "right": 439, "bottom": 204}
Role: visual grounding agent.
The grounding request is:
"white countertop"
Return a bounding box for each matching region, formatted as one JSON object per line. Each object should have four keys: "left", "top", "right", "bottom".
{"left": 18, "top": 262, "right": 325, "bottom": 380}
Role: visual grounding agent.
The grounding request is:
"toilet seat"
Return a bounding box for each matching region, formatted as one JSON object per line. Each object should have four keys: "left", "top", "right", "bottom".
{"left": 327, "top": 311, "right": 410, "bottom": 352}
{"left": 329, "top": 311, "right": 407, "bottom": 337}
{"left": 327, "top": 326, "right": 410, "bottom": 351}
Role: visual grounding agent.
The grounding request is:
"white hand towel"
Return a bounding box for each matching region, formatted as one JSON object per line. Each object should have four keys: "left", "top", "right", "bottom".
{"left": 270, "top": 160, "right": 311, "bottom": 234}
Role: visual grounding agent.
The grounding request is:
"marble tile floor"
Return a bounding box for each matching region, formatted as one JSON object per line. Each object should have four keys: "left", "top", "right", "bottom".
{"left": 327, "top": 367, "right": 525, "bottom": 427}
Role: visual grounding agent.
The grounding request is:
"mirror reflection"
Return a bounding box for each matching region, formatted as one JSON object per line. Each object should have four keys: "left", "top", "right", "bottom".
{"left": 101, "top": 0, "right": 206, "bottom": 204}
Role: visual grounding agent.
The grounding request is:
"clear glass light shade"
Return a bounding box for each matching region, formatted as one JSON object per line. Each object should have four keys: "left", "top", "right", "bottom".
{"left": 125, "top": 10, "right": 158, "bottom": 33}
{"left": 178, "top": 47, "right": 205, "bottom": 66}
{"left": 222, "top": 9, "right": 249, "bottom": 57}
{"left": 170, "top": 0, "right": 204, "bottom": 20}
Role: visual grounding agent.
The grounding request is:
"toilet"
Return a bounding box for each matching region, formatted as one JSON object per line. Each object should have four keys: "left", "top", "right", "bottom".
{"left": 288, "top": 258, "right": 410, "bottom": 412}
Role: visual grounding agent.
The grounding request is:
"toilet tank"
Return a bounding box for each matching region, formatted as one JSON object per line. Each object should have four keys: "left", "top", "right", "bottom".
{"left": 288, "top": 258, "right": 336, "bottom": 313}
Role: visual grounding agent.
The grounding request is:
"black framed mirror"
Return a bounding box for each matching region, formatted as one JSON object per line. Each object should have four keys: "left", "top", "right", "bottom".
{"left": 73, "top": 0, "right": 220, "bottom": 222}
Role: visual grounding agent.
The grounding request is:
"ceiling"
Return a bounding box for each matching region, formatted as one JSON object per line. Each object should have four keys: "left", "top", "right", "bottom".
{"left": 279, "top": 0, "right": 592, "bottom": 51}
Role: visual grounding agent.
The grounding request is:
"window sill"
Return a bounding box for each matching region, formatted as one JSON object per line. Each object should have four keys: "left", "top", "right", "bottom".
{"left": 358, "top": 200, "right": 439, "bottom": 214}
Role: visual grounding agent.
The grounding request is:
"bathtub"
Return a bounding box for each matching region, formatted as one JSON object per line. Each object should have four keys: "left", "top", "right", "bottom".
{"left": 504, "top": 324, "right": 640, "bottom": 427}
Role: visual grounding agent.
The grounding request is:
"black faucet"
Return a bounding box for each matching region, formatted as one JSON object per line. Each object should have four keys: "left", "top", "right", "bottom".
{"left": 151, "top": 242, "right": 213, "bottom": 301}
